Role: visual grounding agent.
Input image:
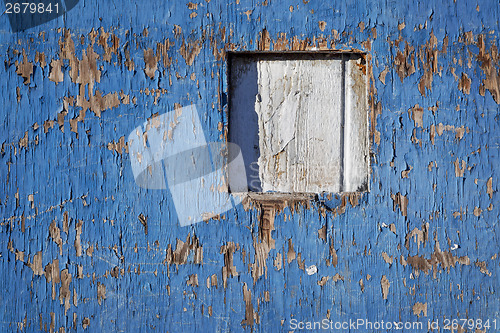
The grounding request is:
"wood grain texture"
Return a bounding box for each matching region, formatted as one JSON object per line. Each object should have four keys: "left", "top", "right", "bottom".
{"left": 230, "top": 54, "right": 369, "bottom": 193}
{"left": 0, "top": 0, "right": 498, "bottom": 332}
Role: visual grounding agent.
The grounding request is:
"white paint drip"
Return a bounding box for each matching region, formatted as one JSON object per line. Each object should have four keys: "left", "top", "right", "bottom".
{"left": 306, "top": 265, "right": 318, "bottom": 275}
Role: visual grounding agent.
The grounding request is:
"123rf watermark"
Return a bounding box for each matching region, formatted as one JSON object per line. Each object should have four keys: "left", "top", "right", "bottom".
{"left": 289, "top": 318, "right": 498, "bottom": 331}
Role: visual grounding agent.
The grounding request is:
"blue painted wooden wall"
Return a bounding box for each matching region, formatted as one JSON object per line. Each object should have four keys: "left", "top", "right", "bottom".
{"left": 0, "top": 0, "right": 499, "bottom": 332}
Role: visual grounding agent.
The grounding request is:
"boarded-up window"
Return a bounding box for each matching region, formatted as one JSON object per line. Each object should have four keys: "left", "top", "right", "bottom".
{"left": 228, "top": 52, "right": 369, "bottom": 194}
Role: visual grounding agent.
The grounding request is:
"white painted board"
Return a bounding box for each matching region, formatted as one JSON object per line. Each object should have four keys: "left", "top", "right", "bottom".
{"left": 229, "top": 54, "right": 369, "bottom": 194}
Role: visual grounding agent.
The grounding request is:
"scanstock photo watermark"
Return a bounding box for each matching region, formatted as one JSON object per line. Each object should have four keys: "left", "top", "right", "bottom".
{"left": 289, "top": 317, "right": 498, "bottom": 331}
{"left": 128, "top": 104, "right": 248, "bottom": 226}
{"left": 4, "top": 0, "right": 80, "bottom": 32}
{"left": 289, "top": 319, "right": 423, "bottom": 331}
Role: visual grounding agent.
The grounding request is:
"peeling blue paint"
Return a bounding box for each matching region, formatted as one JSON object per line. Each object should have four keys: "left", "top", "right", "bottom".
{"left": 0, "top": 0, "right": 499, "bottom": 332}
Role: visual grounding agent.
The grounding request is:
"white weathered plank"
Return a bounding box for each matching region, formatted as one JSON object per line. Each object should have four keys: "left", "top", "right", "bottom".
{"left": 230, "top": 54, "right": 368, "bottom": 194}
